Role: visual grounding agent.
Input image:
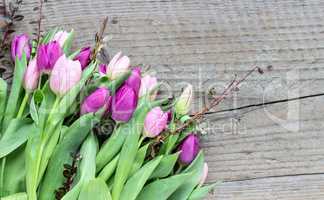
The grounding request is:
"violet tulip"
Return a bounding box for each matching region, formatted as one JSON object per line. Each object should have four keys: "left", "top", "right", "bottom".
{"left": 81, "top": 87, "right": 112, "bottom": 115}
{"left": 53, "top": 30, "right": 70, "bottom": 47}
{"left": 23, "top": 58, "right": 40, "bottom": 92}
{"left": 199, "top": 163, "right": 209, "bottom": 186}
{"left": 144, "top": 107, "right": 168, "bottom": 138}
{"left": 11, "top": 34, "right": 31, "bottom": 61}
{"left": 124, "top": 67, "right": 141, "bottom": 95}
{"left": 107, "top": 51, "right": 130, "bottom": 80}
{"left": 99, "top": 63, "right": 107, "bottom": 75}
{"left": 175, "top": 84, "right": 193, "bottom": 116}
{"left": 179, "top": 134, "right": 200, "bottom": 165}
{"left": 37, "top": 41, "right": 63, "bottom": 73}
{"left": 111, "top": 85, "right": 137, "bottom": 122}
{"left": 49, "top": 55, "right": 82, "bottom": 96}
{"left": 74, "top": 47, "right": 91, "bottom": 69}
{"left": 139, "top": 74, "right": 158, "bottom": 99}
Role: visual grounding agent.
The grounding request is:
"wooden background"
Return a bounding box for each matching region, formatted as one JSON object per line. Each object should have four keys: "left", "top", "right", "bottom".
{"left": 12, "top": 0, "right": 324, "bottom": 199}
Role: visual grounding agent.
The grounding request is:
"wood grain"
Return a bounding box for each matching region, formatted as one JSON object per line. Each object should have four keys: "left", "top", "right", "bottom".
{"left": 11, "top": 0, "right": 324, "bottom": 199}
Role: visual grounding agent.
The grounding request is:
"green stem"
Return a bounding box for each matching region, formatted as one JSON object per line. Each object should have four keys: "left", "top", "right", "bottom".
{"left": 0, "top": 158, "right": 6, "bottom": 197}
{"left": 16, "top": 92, "right": 29, "bottom": 118}
{"left": 138, "top": 136, "right": 145, "bottom": 147}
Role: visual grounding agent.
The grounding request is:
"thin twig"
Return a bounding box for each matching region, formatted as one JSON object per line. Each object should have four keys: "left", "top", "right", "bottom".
{"left": 92, "top": 16, "right": 108, "bottom": 60}
{"left": 172, "top": 66, "right": 261, "bottom": 134}
{"left": 36, "top": 0, "right": 43, "bottom": 44}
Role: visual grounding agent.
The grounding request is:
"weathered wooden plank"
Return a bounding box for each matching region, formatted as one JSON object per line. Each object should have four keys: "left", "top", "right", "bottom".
{"left": 209, "top": 174, "right": 324, "bottom": 200}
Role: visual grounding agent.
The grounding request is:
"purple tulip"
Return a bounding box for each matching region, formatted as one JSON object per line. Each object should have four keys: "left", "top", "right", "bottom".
{"left": 99, "top": 64, "right": 107, "bottom": 75}
{"left": 81, "top": 87, "right": 112, "bottom": 115}
{"left": 23, "top": 58, "right": 40, "bottom": 92}
{"left": 124, "top": 67, "right": 141, "bottom": 95}
{"left": 111, "top": 85, "right": 137, "bottom": 122}
{"left": 74, "top": 47, "right": 91, "bottom": 69}
{"left": 144, "top": 107, "right": 168, "bottom": 138}
{"left": 49, "top": 55, "right": 82, "bottom": 96}
{"left": 199, "top": 163, "right": 208, "bottom": 186}
{"left": 11, "top": 34, "right": 31, "bottom": 61}
{"left": 107, "top": 51, "right": 130, "bottom": 80}
{"left": 166, "top": 110, "right": 173, "bottom": 123}
{"left": 179, "top": 134, "right": 200, "bottom": 165}
{"left": 37, "top": 41, "right": 63, "bottom": 73}
{"left": 139, "top": 75, "right": 158, "bottom": 100}
{"left": 53, "top": 30, "right": 70, "bottom": 47}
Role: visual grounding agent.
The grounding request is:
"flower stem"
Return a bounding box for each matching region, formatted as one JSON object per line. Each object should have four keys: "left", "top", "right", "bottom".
{"left": 0, "top": 158, "right": 6, "bottom": 197}
{"left": 17, "top": 92, "right": 29, "bottom": 118}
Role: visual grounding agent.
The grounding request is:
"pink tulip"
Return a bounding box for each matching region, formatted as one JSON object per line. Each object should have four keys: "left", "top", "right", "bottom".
{"left": 11, "top": 34, "right": 31, "bottom": 61}
{"left": 49, "top": 55, "right": 82, "bottom": 96}
{"left": 139, "top": 75, "right": 158, "bottom": 99}
{"left": 144, "top": 107, "right": 168, "bottom": 138}
{"left": 99, "top": 64, "right": 107, "bottom": 75}
{"left": 179, "top": 134, "right": 200, "bottom": 165}
{"left": 81, "top": 87, "right": 112, "bottom": 115}
{"left": 107, "top": 52, "right": 130, "bottom": 80}
{"left": 37, "top": 41, "right": 63, "bottom": 73}
{"left": 199, "top": 163, "right": 208, "bottom": 186}
{"left": 74, "top": 47, "right": 91, "bottom": 69}
{"left": 53, "top": 30, "right": 70, "bottom": 47}
{"left": 111, "top": 85, "right": 137, "bottom": 122}
{"left": 23, "top": 58, "right": 40, "bottom": 92}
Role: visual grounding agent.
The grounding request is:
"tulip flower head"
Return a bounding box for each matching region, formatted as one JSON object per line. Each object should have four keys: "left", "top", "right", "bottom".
{"left": 139, "top": 74, "right": 158, "bottom": 100}
{"left": 175, "top": 84, "right": 193, "bottom": 116}
{"left": 99, "top": 64, "right": 107, "bottom": 75}
{"left": 49, "top": 55, "right": 82, "bottom": 96}
{"left": 74, "top": 47, "right": 91, "bottom": 69}
{"left": 53, "top": 30, "right": 70, "bottom": 47}
{"left": 107, "top": 52, "right": 130, "bottom": 80}
{"left": 199, "top": 163, "right": 208, "bottom": 186}
{"left": 11, "top": 34, "right": 31, "bottom": 61}
{"left": 111, "top": 85, "right": 137, "bottom": 122}
{"left": 179, "top": 134, "right": 200, "bottom": 165}
{"left": 37, "top": 41, "right": 63, "bottom": 73}
{"left": 81, "top": 87, "right": 112, "bottom": 115}
{"left": 144, "top": 107, "right": 168, "bottom": 138}
{"left": 23, "top": 58, "right": 40, "bottom": 92}
{"left": 125, "top": 67, "right": 141, "bottom": 95}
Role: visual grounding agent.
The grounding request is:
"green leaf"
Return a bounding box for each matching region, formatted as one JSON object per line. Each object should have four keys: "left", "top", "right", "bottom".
{"left": 129, "top": 143, "right": 150, "bottom": 176}
{"left": 97, "top": 155, "right": 119, "bottom": 182}
{"left": 39, "top": 114, "right": 98, "bottom": 200}
{"left": 3, "top": 54, "right": 27, "bottom": 130}
{"left": 0, "top": 119, "right": 36, "bottom": 158}
{"left": 159, "top": 134, "right": 179, "bottom": 155}
{"left": 150, "top": 152, "right": 180, "bottom": 179}
{"left": 1, "top": 192, "right": 27, "bottom": 200}
{"left": 120, "top": 156, "right": 162, "bottom": 200}
{"left": 40, "top": 27, "right": 60, "bottom": 44}
{"left": 30, "top": 95, "right": 39, "bottom": 125}
{"left": 63, "top": 29, "right": 75, "bottom": 55}
{"left": 38, "top": 82, "right": 56, "bottom": 131}
{"left": 0, "top": 78, "right": 7, "bottom": 128}
{"left": 168, "top": 151, "right": 205, "bottom": 200}
{"left": 62, "top": 134, "right": 98, "bottom": 200}
{"left": 136, "top": 172, "right": 193, "bottom": 200}
{"left": 188, "top": 182, "right": 220, "bottom": 200}
{"left": 78, "top": 178, "right": 112, "bottom": 200}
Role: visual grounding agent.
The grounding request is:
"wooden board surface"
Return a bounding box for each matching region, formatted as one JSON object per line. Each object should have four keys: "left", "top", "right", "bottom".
{"left": 12, "top": 0, "right": 324, "bottom": 199}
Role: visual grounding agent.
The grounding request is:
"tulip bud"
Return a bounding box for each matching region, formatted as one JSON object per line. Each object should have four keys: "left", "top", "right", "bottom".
{"left": 111, "top": 85, "right": 137, "bottom": 122}
{"left": 144, "top": 107, "right": 168, "bottom": 138}
{"left": 166, "top": 110, "right": 173, "bottom": 123}
{"left": 107, "top": 52, "right": 130, "bottom": 80}
{"left": 139, "top": 75, "right": 158, "bottom": 100}
{"left": 23, "top": 58, "right": 40, "bottom": 92}
{"left": 179, "top": 134, "right": 200, "bottom": 165}
{"left": 49, "top": 55, "right": 82, "bottom": 96}
{"left": 124, "top": 67, "right": 141, "bottom": 95}
{"left": 175, "top": 84, "right": 193, "bottom": 116}
{"left": 53, "top": 30, "right": 70, "bottom": 47}
{"left": 199, "top": 163, "right": 208, "bottom": 186}
{"left": 37, "top": 41, "right": 63, "bottom": 73}
{"left": 11, "top": 34, "right": 31, "bottom": 61}
{"left": 99, "top": 63, "right": 107, "bottom": 75}
{"left": 81, "top": 87, "right": 112, "bottom": 115}
{"left": 74, "top": 47, "right": 92, "bottom": 69}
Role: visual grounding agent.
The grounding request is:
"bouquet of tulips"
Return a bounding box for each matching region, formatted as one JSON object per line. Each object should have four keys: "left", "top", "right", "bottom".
{"left": 0, "top": 27, "right": 216, "bottom": 200}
